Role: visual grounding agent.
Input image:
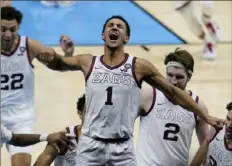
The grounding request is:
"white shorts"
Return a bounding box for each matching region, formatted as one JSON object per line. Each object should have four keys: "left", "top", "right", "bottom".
{"left": 76, "top": 134, "right": 137, "bottom": 166}
{"left": 5, "top": 122, "right": 34, "bottom": 157}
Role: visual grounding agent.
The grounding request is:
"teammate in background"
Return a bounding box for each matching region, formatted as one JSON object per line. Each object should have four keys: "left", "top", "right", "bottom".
{"left": 59, "top": 35, "right": 74, "bottom": 57}
{"left": 136, "top": 48, "right": 210, "bottom": 166}
{"left": 34, "top": 94, "right": 86, "bottom": 166}
{"left": 0, "top": 6, "right": 70, "bottom": 166}
{"left": 190, "top": 102, "right": 232, "bottom": 166}
{"left": 172, "top": 1, "right": 220, "bottom": 60}
{"left": 1, "top": 124, "right": 75, "bottom": 152}
{"left": 38, "top": 15, "right": 223, "bottom": 165}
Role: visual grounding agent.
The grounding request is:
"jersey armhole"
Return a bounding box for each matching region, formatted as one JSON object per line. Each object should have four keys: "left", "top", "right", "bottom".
{"left": 25, "top": 37, "right": 34, "bottom": 68}
{"left": 132, "top": 57, "right": 142, "bottom": 88}
{"left": 141, "top": 88, "right": 156, "bottom": 116}
{"left": 194, "top": 96, "right": 199, "bottom": 124}
{"left": 85, "top": 56, "right": 96, "bottom": 82}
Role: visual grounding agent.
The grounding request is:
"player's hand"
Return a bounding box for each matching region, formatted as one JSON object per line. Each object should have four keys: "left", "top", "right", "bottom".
{"left": 59, "top": 35, "right": 74, "bottom": 56}
{"left": 47, "top": 132, "right": 76, "bottom": 153}
{"left": 206, "top": 116, "right": 224, "bottom": 131}
{"left": 38, "top": 48, "right": 56, "bottom": 65}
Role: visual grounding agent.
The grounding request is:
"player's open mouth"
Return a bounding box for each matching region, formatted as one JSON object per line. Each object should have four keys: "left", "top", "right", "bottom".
{"left": 109, "top": 32, "right": 119, "bottom": 41}
{"left": 3, "top": 39, "right": 12, "bottom": 43}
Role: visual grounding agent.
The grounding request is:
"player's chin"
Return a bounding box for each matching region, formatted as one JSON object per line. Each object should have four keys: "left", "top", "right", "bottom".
{"left": 2, "top": 42, "right": 12, "bottom": 50}
{"left": 107, "top": 42, "right": 119, "bottom": 49}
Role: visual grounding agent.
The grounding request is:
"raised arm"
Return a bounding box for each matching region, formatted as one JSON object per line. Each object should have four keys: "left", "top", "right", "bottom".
{"left": 135, "top": 58, "right": 223, "bottom": 128}
{"left": 189, "top": 127, "right": 219, "bottom": 166}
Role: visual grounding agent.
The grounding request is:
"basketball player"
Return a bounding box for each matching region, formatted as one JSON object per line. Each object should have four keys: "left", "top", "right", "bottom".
{"left": 34, "top": 94, "right": 86, "bottom": 166}
{"left": 136, "top": 48, "right": 210, "bottom": 166}
{"left": 172, "top": 1, "right": 220, "bottom": 60}
{"left": 1, "top": 6, "right": 72, "bottom": 166}
{"left": 38, "top": 15, "right": 223, "bottom": 165}
{"left": 190, "top": 102, "right": 232, "bottom": 166}
{"left": 1, "top": 124, "right": 74, "bottom": 150}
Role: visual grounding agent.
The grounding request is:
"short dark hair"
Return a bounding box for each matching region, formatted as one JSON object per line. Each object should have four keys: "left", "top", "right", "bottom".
{"left": 164, "top": 47, "right": 194, "bottom": 78}
{"left": 226, "top": 102, "right": 232, "bottom": 111}
{"left": 77, "top": 94, "right": 85, "bottom": 114}
{"left": 1, "top": 6, "right": 23, "bottom": 25}
{"left": 102, "top": 15, "right": 131, "bottom": 36}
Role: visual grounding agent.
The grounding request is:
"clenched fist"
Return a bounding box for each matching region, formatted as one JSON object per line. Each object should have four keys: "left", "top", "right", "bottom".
{"left": 37, "top": 48, "right": 56, "bottom": 65}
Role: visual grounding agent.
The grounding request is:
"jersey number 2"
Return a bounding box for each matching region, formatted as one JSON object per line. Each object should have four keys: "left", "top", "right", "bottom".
{"left": 105, "top": 87, "right": 113, "bottom": 105}
{"left": 208, "top": 155, "right": 217, "bottom": 166}
{"left": 1, "top": 73, "right": 24, "bottom": 90}
{"left": 163, "top": 123, "right": 180, "bottom": 141}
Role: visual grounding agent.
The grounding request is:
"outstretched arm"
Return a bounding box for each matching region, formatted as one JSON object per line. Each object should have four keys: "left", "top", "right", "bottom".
{"left": 28, "top": 39, "right": 92, "bottom": 72}
{"left": 1, "top": 125, "right": 73, "bottom": 147}
{"left": 135, "top": 58, "right": 223, "bottom": 128}
{"left": 195, "top": 99, "right": 210, "bottom": 145}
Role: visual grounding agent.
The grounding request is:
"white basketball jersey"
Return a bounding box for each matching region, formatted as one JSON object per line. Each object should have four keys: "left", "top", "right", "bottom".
{"left": 54, "top": 125, "right": 79, "bottom": 166}
{"left": 206, "top": 127, "right": 232, "bottom": 166}
{"left": 136, "top": 89, "right": 198, "bottom": 166}
{"left": 83, "top": 55, "right": 141, "bottom": 139}
{"left": 1, "top": 36, "right": 35, "bottom": 126}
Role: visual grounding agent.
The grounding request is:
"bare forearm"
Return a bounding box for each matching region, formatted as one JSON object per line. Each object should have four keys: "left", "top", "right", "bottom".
{"left": 173, "top": 87, "right": 208, "bottom": 121}
{"left": 33, "top": 152, "right": 56, "bottom": 166}
{"left": 189, "top": 141, "right": 209, "bottom": 166}
{"left": 9, "top": 134, "right": 41, "bottom": 146}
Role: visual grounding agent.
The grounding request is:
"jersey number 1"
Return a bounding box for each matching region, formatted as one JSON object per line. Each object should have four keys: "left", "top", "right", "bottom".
{"left": 105, "top": 87, "right": 113, "bottom": 105}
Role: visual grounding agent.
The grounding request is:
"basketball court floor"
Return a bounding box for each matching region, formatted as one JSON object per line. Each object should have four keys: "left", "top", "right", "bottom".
{"left": 1, "top": 1, "right": 231, "bottom": 166}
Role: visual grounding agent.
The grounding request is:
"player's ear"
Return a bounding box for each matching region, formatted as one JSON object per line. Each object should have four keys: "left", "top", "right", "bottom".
{"left": 101, "top": 33, "right": 105, "bottom": 41}
{"left": 124, "top": 36, "right": 129, "bottom": 44}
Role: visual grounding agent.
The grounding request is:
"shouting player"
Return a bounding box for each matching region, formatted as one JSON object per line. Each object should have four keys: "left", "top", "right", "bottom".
{"left": 38, "top": 15, "right": 223, "bottom": 165}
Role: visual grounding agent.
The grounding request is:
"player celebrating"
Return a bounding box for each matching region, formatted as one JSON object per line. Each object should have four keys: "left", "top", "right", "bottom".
{"left": 136, "top": 48, "right": 210, "bottom": 166}
{"left": 38, "top": 15, "right": 223, "bottom": 165}
{"left": 1, "top": 6, "right": 72, "bottom": 166}
{"left": 190, "top": 102, "right": 232, "bottom": 166}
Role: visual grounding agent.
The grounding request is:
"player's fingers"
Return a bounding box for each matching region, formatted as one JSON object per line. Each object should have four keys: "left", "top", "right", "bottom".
{"left": 52, "top": 144, "right": 60, "bottom": 153}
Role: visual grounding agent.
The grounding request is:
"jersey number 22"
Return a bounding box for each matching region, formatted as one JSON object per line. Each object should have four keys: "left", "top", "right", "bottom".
{"left": 1, "top": 73, "right": 24, "bottom": 90}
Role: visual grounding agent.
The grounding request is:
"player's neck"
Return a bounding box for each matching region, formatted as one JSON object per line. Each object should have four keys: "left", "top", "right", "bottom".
{"left": 1, "top": 36, "right": 19, "bottom": 54}
{"left": 103, "top": 46, "right": 125, "bottom": 65}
